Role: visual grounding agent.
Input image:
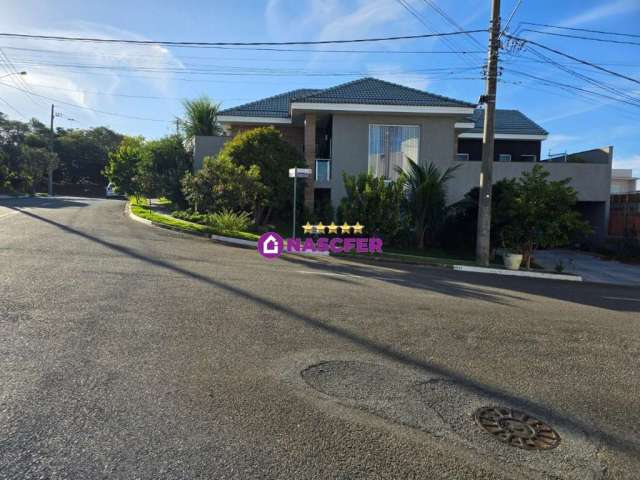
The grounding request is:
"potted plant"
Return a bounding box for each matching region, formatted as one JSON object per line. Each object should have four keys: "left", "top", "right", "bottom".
{"left": 500, "top": 229, "right": 523, "bottom": 270}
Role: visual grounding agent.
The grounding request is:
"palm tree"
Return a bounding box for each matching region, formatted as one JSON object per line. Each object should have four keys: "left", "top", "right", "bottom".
{"left": 398, "top": 158, "right": 459, "bottom": 249}
{"left": 180, "top": 96, "right": 223, "bottom": 141}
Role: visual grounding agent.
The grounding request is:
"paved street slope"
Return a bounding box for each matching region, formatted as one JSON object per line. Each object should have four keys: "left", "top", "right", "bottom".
{"left": 1, "top": 197, "right": 638, "bottom": 479}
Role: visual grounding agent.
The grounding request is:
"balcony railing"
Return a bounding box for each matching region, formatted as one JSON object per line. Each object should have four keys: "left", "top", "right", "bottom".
{"left": 315, "top": 159, "right": 331, "bottom": 182}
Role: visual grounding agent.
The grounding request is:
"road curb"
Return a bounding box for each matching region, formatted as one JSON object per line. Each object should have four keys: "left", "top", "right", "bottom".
{"left": 126, "top": 203, "right": 153, "bottom": 226}
{"left": 210, "top": 234, "right": 256, "bottom": 248}
{"left": 453, "top": 264, "right": 583, "bottom": 282}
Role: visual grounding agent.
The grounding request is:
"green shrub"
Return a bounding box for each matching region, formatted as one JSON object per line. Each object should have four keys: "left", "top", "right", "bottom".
{"left": 172, "top": 210, "right": 208, "bottom": 224}
{"left": 181, "top": 155, "right": 265, "bottom": 216}
{"left": 217, "top": 126, "right": 304, "bottom": 224}
{"left": 208, "top": 209, "right": 251, "bottom": 232}
{"left": 336, "top": 172, "right": 403, "bottom": 241}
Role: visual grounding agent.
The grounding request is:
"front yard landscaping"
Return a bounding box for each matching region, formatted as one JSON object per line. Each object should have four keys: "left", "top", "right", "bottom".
{"left": 129, "top": 196, "right": 259, "bottom": 242}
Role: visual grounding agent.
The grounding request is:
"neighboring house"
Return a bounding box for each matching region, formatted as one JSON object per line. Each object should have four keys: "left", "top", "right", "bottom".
{"left": 611, "top": 169, "right": 638, "bottom": 194}
{"left": 207, "top": 77, "right": 612, "bottom": 242}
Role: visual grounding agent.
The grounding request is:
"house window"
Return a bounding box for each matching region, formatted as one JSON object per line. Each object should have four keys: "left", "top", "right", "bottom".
{"left": 457, "top": 153, "right": 470, "bottom": 161}
{"left": 520, "top": 154, "right": 537, "bottom": 162}
{"left": 498, "top": 154, "right": 511, "bottom": 162}
{"left": 316, "top": 159, "right": 331, "bottom": 182}
{"left": 368, "top": 124, "right": 419, "bottom": 180}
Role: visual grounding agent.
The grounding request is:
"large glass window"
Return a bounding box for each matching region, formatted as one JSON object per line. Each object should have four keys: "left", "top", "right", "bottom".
{"left": 368, "top": 125, "right": 420, "bottom": 180}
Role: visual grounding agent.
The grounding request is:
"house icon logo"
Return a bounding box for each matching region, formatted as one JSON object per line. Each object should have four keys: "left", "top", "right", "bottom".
{"left": 257, "top": 232, "right": 284, "bottom": 259}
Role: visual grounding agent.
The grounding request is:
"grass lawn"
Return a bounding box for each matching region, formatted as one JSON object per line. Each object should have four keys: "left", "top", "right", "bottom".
{"left": 338, "top": 245, "right": 504, "bottom": 268}
{"left": 129, "top": 197, "right": 260, "bottom": 242}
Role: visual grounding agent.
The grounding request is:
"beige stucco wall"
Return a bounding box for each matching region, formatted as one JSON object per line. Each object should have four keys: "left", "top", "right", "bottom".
{"left": 330, "top": 115, "right": 612, "bottom": 210}
{"left": 448, "top": 161, "right": 612, "bottom": 204}
{"left": 328, "top": 112, "right": 463, "bottom": 206}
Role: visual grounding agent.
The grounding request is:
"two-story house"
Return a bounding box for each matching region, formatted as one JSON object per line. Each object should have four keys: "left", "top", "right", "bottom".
{"left": 204, "top": 77, "right": 611, "bottom": 241}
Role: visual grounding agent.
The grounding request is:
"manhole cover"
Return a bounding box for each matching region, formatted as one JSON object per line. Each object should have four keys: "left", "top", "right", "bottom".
{"left": 474, "top": 407, "right": 561, "bottom": 450}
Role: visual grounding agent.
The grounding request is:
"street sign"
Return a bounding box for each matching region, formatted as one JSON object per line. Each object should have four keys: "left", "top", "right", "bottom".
{"left": 289, "top": 168, "right": 312, "bottom": 178}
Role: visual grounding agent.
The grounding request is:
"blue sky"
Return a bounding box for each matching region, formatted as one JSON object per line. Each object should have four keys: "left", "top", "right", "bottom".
{"left": 1, "top": 0, "right": 639, "bottom": 174}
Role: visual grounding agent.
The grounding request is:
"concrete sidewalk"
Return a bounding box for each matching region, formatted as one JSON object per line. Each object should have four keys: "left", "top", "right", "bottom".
{"left": 535, "top": 249, "right": 640, "bottom": 286}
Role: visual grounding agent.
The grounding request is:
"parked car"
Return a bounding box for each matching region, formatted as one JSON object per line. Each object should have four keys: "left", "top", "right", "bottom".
{"left": 105, "top": 183, "right": 119, "bottom": 197}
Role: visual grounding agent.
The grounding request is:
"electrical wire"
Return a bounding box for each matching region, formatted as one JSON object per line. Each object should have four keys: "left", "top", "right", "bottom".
{"left": 0, "top": 44, "right": 485, "bottom": 57}
{"left": 505, "top": 34, "right": 640, "bottom": 86}
{"left": 519, "top": 29, "right": 640, "bottom": 46}
{"left": 0, "top": 30, "right": 487, "bottom": 47}
{"left": 518, "top": 22, "right": 640, "bottom": 39}
{"left": 0, "top": 81, "right": 171, "bottom": 122}
{"left": 394, "top": 0, "right": 480, "bottom": 68}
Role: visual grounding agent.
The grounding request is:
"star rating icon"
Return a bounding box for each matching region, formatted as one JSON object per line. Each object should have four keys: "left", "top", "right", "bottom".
{"left": 301, "top": 222, "right": 366, "bottom": 235}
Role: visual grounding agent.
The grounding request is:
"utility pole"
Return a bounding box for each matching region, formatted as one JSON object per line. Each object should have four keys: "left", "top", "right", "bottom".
{"left": 48, "top": 104, "right": 54, "bottom": 197}
{"left": 475, "top": 0, "right": 501, "bottom": 266}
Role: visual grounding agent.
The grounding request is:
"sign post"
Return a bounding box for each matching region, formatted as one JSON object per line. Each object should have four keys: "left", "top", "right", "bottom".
{"left": 289, "top": 167, "right": 312, "bottom": 238}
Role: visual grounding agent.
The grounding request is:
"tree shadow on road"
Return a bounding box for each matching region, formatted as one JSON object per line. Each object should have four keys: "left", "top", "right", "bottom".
{"left": 13, "top": 207, "right": 640, "bottom": 464}
{"left": 277, "top": 252, "right": 640, "bottom": 313}
{"left": 1, "top": 197, "right": 90, "bottom": 209}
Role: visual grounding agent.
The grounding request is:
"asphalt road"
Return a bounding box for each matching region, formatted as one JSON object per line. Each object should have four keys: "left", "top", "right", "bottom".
{"left": 1, "top": 196, "right": 639, "bottom": 480}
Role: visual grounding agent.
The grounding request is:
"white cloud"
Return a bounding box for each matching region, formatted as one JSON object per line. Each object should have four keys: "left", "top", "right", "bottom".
{"left": 542, "top": 133, "right": 581, "bottom": 152}
{"left": 0, "top": 21, "right": 183, "bottom": 125}
{"left": 613, "top": 154, "right": 640, "bottom": 172}
{"left": 366, "top": 64, "right": 430, "bottom": 90}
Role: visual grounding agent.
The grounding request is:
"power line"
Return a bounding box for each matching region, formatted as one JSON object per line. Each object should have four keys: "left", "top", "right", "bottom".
{"left": 522, "top": 45, "right": 640, "bottom": 106}
{"left": 520, "top": 29, "right": 640, "bottom": 46}
{"left": 420, "top": 0, "right": 485, "bottom": 49}
{"left": 1, "top": 44, "right": 485, "bottom": 57}
{"left": 0, "top": 81, "right": 171, "bottom": 122}
{"left": 394, "top": 0, "right": 480, "bottom": 68}
{"left": 500, "top": 0, "right": 524, "bottom": 38}
{"left": 0, "top": 30, "right": 487, "bottom": 47}
{"left": 12, "top": 59, "right": 483, "bottom": 77}
{"left": 518, "top": 22, "right": 640, "bottom": 39}
{"left": 0, "top": 96, "right": 27, "bottom": 119}
{"left": 23, "top": 82, "right": 255, "bottom": 101}
{"left": 503, "top": 68, "right": 640, "bottom": 108}
{"left": 0, "top": 48, "right": 44, "bottom": 108}
{"left": 505, "top": 34, "right": 640, "bottom": 86}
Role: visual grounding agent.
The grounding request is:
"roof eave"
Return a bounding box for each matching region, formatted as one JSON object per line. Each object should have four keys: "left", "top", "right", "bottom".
{"left": 290, "top": 102, "right": 474, "bottom": 115}
{"left": 218, "top": 115, "right": 292, "bottom": 125}
{"left": 458, "top": 133, "right": 548, "bottom": 140}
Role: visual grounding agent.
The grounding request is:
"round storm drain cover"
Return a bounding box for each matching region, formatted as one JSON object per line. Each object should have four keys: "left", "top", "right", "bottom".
{"left": 474, "top": 407, "right": 561, "bottom": 450}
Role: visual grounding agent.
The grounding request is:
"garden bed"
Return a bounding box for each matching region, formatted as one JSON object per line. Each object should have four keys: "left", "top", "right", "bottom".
{"left": 128, "top": 197, "right": 259, "bottom": 242}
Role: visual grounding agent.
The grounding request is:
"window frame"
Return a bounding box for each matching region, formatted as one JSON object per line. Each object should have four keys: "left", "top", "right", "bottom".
{"left": 498, "top": 153, "right": 512, "bottom": 162}
{"left": 315, "top": 159, "right": 331, "bottom": 182}
{"left": 520, "top": 154, "right": 537, "bottom": 162}
{"left": 368, "top": 123, "right": 421, "bottom": 180}
{"left": 456, "top": 153, "right": 470, "bottom": 162}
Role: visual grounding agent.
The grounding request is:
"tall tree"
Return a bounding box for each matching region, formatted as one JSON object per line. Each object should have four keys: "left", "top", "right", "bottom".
{"left": 181, "top": 96, "right": 223, "bottom": 141}
{"left": 503, "top": 165, "right": 590, "bottom": 268}
{"left": 103, "top": 136, "right": 149, "bottom": 200}
{"left": 217, "top": 127, "right": 303, "bottom": 224}
{"left": 398, "top": 159, "right": 459, "bottom": 249}
{"left": 143, "top": 135, "right": 191, "bottom": 206}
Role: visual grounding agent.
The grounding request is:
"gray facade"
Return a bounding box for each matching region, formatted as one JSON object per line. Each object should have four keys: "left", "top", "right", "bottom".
{"left": 193, "top": 135, "right": 229, "bottom": 172}
{"left": 214, "top": 78, "right": 612, "bottom": 243}
{"left": 326, "top": 113, "right": 462, "bottom": 206}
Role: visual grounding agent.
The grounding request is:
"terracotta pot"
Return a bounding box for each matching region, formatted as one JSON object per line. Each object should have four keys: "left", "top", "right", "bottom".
{"left": 503, "top": 253, "right": 523, "bottom": 270}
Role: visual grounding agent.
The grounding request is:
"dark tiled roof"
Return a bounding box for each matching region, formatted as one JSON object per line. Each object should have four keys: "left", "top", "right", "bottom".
{"left": 218, "top": 77, "right": 474, "bottom": 118}
{"left": 468, "top": 109, "right": 548, "bottom": 136}
{"left": 294, "top": 77, "right": 475, "bottom": 107}
{"left": 219, "top": 88, "right": 321, "bottom": 118}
